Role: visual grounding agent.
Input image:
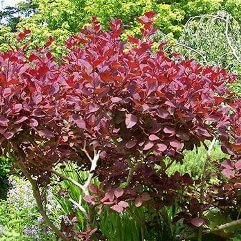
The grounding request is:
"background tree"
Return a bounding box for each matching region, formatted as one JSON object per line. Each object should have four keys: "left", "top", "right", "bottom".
{"left": 2, "top": 0, "right": 241, "bottom": 52}
{"left": 0, "top": 0, "right": 38, "bottom": 31}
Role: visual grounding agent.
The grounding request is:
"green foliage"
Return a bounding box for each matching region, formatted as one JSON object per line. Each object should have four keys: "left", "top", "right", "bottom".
{"left": 166, "top": 142, "right": 228, "bottom": 179}
{"left": 174, "top": 11, "right": 241, "bottom": 75}
{"left": 2, "top": 0, "right": 241, "bottom": 50}
{"left": 21, "top": 0, "right": 241, "bottom": 36}
{"left": 0, "top": 156, "right": 12, "bottom": 179}
{"left": 53, "top": 163, "right": 95, "bottom": 230}
{"left": 231, "top": 234, "right": 241, "bottom": 241}
{"left": 99, "top": 206, "right": 142, "bottom": 241}
{"left": 0, "top": 175, "right": 56, "bottom": 240}
{"left": 53, "top": 163, "right": 184, "bottom": 241}
{"left": 0, "top": 156, "right": 13, "bottom": 199}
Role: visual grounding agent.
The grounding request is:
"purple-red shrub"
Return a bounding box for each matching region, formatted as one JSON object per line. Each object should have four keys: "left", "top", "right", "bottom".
{"left": 1, "top": 12, "right": 241, "bottom": 237}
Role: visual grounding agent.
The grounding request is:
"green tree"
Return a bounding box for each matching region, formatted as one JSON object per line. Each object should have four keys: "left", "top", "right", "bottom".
{"left": 2, "top": 0, "right": 241, "bottom": 54}
{"left": 0, "top": 0, "right": 38, "bottom": 31}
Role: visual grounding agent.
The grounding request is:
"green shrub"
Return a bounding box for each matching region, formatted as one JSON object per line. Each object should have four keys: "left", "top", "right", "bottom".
{"left": 0, "top": 175, "right": 56, "bottom": 241}
{"left": 0, "top": 156, "right": 13, "bottom": 199}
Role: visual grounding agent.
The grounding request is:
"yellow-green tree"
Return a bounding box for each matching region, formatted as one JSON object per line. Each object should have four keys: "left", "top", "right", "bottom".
{"left": 1, "top": 0, "right": 241, "bottom": 50}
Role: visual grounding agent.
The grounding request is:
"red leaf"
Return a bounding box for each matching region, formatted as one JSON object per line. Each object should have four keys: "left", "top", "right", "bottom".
{"left": 38, "top": 129, "right": 54, "bottom": 139}
{"left": 144, "top": 11, "right": 156, "bottom": 18}
{"left": 24, "top": 29, "right": 31, "bottom": 34}
{"left": 105, "top": 192, "right": 115, "bottom": 202}
{"left": 32, "top": 109, "right": 45, "bottom": 117}
{"left": 13, "top": 104, "right": 23, "bottom": 113}
{"left": 135, "top": 196, "right": 142, "bottom": 207}
{"left": 72, "top": 114, "right": 86, "bottom": 129}
{"left": 114, "top": 187, "right": 124, "bottom": 198}
{"left": 128, "top": 36, "right": 139, "bottom": 44}
{"left": 234, "top": 183, "right": 241, "bottom": 189}
{"left": 137, "top": 16, "right": 149, "bottom": 24}
{"left": 170, "top": 140, "right": 184, "bottom": 150}
{"left": 125, "top": 114, "right": 137, "bottom": 129}
{"left": 14, "top": 116, "right": 28, "bottom": 124}
{"left": 118, "top": 201, "right": 129, "bottom": 208}
{"left": 8, "top": 78, "right": 19, "bottom": 85}
{"left": 190, "top": 217, "right": 205, "bottom": 227}
{"left": 100, "top": 72, "right": 112, "bottom": 83}
{"left": 111, "top": 204, "right": 124, "bottom": 213}
{"left": 221, "top": 168, "right": 235, "bottom": 179}
{"left": 45, "top": 36, "right": 55, "bottom": 47}
{"left": 29, "top": 54, "right": 38, "bottom": 62}
{"left": 93, "top": 57, "right": 105, "bottom": 67}
{"left": 126, "top": 138, "right": 137, "bottom": 149}
{"left": 66, "top": 77, "right": 75, "bottom": 88}
{"left": 157, "top": 143, "right": 167, "bottom": 152}
{"left": 235, "top": 160, "right": 241, "bottom": 169}
{"left": 18, "top": 32, "right": 26, "bottom": 40}
{"left": 149, "top": 134, "right": 159, "bottom": 141}
{"left": 143, "top": 141, "right": 154, "bottom": 150}
{"left": 176, "top": 132, "right": 190, "bottom": 141}
{"left": 88, "top": 104, "right": 99, "bottom": 113}
{"left": 88, "top": 184, "right": 99, "bottom": 194}
{"left": 214, "top": 96, "right": 225, "bottom": 104}
{"left": 141, "top": 192, "right": 151, "bottom": 202}
{"left": 82, "top": 71, "right": 93, "bottom": 82}
{"left": 32, "top": 93, "right": 43, "bottom": 105}
{"left": 183, "top": 173, "right": 193, "bottom": 185}
{"left": 29, "top": 118, "right": 38, "bottom": 127}
{"left": 3, "top": 88, "right": 11, "bottom": 98}
{"left": 232, "top": 144, "right": 241, "bottom": 152}
{"left": 221, "top": 160, "right": 233, "bottom": 169}
{"left": 111, "top": 97, "right": 122, "bottom": 103}
{"left": 0, "top": 117, "right": 9, "bottom": 127}
{"left": 157, "top": 108, "right": 170, "bottom": 119}
{"left": 84, "top": 195, "right": 95, "bottom": 205}
{"left": 3, "top": 131, "right": 14, "bottom": 139}
{"left": 94, "top": 87, "right": 107, "bottom": 94}
{"left": 39, "top": 65, "right": 49, "bottom": 75}
{"left": 163, "top": 126, "right": 175, "bottom": 135}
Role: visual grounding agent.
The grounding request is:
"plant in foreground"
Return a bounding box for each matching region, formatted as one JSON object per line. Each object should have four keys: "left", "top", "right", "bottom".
{"left": 1, "top": 11, "right": 241, "bottom": 240}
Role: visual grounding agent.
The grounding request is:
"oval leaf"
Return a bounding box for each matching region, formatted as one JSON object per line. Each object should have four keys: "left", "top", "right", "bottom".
{"left": 190, "top": 217, "right": 205, "bottom": 227}
{"left": 135, "top": 196, "right": 143, "bottom": 207}
{"left": 126, "top": 138, "right": 137, "bottom": 149}
{"left": 125, "top": 114, "right": 137, "bottom": 129}
{"left": 114, "top": 187, "right": 124, "bottom": 198}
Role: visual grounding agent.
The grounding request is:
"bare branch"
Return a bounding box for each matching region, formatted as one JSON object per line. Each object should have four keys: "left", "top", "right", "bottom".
{"left": 81, "top": 141, "right": 93, "bottom": 163}
{"left": 69, "top": 198, "right": 88, "bottom": 217}
{"left": 171, "top": 42, "right": 207, "bottom": 64}
{"left": 82, "top": 149, "right": 100, "bottom": 193}
{"left": 188, "top": 218, "right": 241, "bottom": 239}
{"left": 206, "top": 218, "right": 241, "bottom": 233}
{"left": 126, "top": 159, "right": 135, "bottom": 186}
{"left": 225, "top": 14, "right": 241, "bottom": 64}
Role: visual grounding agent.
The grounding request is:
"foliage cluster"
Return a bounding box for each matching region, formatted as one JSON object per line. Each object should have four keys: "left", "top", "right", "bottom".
{"left": 172, "top": 11, "right": 241, "bottom": 75}
{"left": 0, "top": 156, "right": 12, "bottom": 199}
{"left": 2, "top": 0, "right": 241, "bottom": 51}
{"left": 1, "top": 12, "right": 241, "bottom": 240}
{"left": 54, "top": 162, "right": 190, "bottom": 241}
{"left": 0, "top": 175, "right": 56, "bottom": 240}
